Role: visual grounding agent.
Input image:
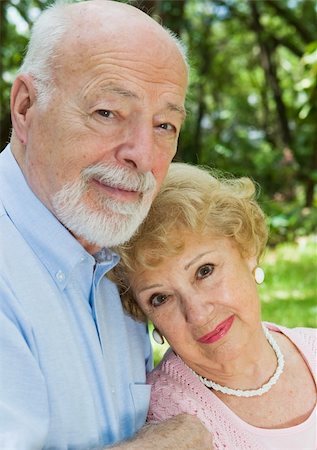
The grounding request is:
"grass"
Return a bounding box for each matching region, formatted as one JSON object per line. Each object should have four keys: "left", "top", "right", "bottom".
{"left": 151, "top": 235, "right": 317, "bottom": 366}
{"left": 261, "top": 235, "right": 316, "bottom": 328}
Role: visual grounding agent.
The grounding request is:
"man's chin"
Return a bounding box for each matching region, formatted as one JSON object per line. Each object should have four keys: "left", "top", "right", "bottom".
{"left": 68, "top": 215, "right": 145, "bottom": 251}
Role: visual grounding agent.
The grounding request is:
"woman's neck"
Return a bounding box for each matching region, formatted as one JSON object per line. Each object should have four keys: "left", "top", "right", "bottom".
{"left": 189, "top": 325, "right": 279, "bottom": 391}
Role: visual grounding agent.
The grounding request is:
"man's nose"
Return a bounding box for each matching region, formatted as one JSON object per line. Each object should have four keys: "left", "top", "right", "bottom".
{"left": 116, "top": 121, "right": 155, "bottom": 173}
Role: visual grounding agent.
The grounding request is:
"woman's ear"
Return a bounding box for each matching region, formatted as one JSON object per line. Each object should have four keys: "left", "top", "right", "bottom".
{"left": 10, "top": 74, "right": 37, "bottom": 145}
{"left": 246, "top": 254, "right": 257, "bottom": 272}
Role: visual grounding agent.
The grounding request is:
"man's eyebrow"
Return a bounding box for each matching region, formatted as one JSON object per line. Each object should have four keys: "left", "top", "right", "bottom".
{"left": 167, "top": 102, "right": 187, "bottom": 121}
{"left": 99, "top": 84, "right": 186, "bottom": 121}
{"left": 100, "top": 84, "right": 140, "bottom": 99}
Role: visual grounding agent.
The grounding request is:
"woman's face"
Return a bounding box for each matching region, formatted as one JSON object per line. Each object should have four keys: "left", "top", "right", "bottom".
{"left": 130, "top": 232, "right": 261, "bottom": 376}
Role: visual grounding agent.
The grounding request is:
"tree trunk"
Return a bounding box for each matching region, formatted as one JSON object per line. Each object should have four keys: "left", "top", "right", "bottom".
{"left": 305, "top": 143, "right": 317, "bottom": 207}
{"left": 249, "top": 0, "right": 292, "bottom": 151}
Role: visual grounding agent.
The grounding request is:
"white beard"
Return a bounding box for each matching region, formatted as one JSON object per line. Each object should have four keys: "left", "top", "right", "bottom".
{"left": 52, "top": 163, "right": 156, "bottom": 248}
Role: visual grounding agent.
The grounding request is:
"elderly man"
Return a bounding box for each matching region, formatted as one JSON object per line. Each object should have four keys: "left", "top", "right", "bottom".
{"left": 0, "top": 0, "right": 212, "bottom": 449}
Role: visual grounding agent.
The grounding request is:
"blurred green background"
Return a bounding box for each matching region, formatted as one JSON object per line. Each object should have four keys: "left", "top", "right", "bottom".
{"left": 1, "top": 1, "right": 316, "bottom": 361}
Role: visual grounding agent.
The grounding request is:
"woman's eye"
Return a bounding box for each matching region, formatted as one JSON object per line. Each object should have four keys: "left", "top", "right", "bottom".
{"left": 150, "top": 293, "right": 169, "bottom": 307}
{"left": 97, "top": 109, "right": 114, "bottom": 118}
{"left": 196, "top": 264, "right": 214, "bottom": 279}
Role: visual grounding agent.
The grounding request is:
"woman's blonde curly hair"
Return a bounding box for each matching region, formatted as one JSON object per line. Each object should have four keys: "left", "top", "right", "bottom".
{"left": 110, "top": 163, "right": 268, "bottom": 322}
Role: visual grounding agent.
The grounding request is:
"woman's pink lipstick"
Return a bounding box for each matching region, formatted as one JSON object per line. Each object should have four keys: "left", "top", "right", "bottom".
{"left": 197, "top": 315, "right": 235, "bottom": 344}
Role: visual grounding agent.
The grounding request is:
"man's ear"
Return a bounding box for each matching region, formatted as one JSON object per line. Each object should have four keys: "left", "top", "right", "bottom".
{"left": 10, "top": 74, "right": 37, "bottom": 145}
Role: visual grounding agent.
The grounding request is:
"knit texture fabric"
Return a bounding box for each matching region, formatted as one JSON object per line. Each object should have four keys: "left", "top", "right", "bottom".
{"left": 147, "top": 323, "right": 316, "bottom": 450}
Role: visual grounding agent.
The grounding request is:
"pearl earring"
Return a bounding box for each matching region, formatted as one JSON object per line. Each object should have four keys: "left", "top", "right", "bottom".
{"left": 152, "top": 328, "right": 165, "bottom": 345}
{"left": 254, "top": 266, "right": 265, "bottom": 284}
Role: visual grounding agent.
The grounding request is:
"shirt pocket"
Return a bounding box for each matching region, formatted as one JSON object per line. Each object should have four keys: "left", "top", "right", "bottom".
{"left": 129, "top": 383, "right": 151, "bottom": 431}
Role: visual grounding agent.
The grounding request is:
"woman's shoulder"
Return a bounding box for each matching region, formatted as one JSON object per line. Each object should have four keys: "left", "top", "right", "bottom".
{"left": 264, "top": 321, "right": 316, "bottom": 370}
{"left": 147, "top": 348, "right": 186, "bottom": 386}
{"left": 264, "top": 321, "right": 316, "bottom": 344}
{"left": 146, "top": 349, "right": 203, "bottom": 422}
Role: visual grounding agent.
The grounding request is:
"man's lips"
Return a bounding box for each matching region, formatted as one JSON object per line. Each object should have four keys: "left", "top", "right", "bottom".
{"left": 91, "top": 178, "right": 140, "bottom": 201}
{"left": 197, "top": 315, "right": 235, "bottom": 344}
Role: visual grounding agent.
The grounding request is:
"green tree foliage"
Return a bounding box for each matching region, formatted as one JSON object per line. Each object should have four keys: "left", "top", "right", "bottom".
{"left": 133, "top": 0, "right": 317, "bottom": 242}
{"left": 1, "top": 0, "right": 316, "bottom": 242}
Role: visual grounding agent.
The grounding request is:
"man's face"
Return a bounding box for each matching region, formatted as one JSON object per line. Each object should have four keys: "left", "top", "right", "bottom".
{"left": 21, "top": 23, "right": 187, "bottom": 252}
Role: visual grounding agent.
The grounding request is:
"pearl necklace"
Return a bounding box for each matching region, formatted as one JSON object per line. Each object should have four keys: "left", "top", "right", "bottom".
{"left": 190, "top": 325, "right": 285, "bottom": 398}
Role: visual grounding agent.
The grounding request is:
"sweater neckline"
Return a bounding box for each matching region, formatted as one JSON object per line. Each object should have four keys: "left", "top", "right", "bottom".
{"left": 164, "top": 323, "right": 316, "bottom": 434}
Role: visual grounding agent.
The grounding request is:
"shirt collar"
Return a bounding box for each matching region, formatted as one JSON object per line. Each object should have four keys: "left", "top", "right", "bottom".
{"left": 0, "top": 146, "right": 119, "bottom": 290}
{"left": 93, "top": 248, "right": 120, "bottom": 287}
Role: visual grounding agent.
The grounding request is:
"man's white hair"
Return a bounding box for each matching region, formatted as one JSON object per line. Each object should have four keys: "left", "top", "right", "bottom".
{"left": 18, "top": 0, "right": 188, "bottom": 108}
{"left": 18, "top": 1, "right": 71, "bottom": 106}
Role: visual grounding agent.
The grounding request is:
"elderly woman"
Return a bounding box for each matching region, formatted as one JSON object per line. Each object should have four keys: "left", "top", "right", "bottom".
{"left": 111, "top": 163, "right": 316, "bottom": 450}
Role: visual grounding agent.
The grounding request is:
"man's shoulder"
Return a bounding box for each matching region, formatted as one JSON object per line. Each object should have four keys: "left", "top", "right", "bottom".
{"left": 0, "top": 194, "right": 49, "bottom": 311}
{"left": 0, "top": 195, "right": 5, "bottom": 218}
{"left": 0, "top": 197, "right": 29, "bottom": 258}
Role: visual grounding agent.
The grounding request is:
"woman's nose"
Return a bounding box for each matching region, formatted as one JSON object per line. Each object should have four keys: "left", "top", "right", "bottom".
{"left": 184, "top": 295, "right": 215, "bottom": 327}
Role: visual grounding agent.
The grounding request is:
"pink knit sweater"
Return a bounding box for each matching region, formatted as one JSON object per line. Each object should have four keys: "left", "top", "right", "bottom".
{"left": 147, "top": 323, "right": 317, "bottom": 450}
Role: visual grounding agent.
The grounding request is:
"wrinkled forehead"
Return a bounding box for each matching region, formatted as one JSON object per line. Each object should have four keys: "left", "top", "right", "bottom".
{"left": 51, "top": 13, "right": 187, "bottom": 97}
{"left": 58, "top": 3, "right": 186, "bottom": 71}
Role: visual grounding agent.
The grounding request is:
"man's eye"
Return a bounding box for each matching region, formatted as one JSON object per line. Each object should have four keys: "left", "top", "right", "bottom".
{"left": 150, "top": 293, "right": 169, "bottom": 307}
{"left": 97, "top": 110, "right": 114, "bottom": 118}
{"left": 159, "top": 123, "right": 175, "bottom": 132}
{"left": 196, "top": 264, "right": 214, "bottom": 279}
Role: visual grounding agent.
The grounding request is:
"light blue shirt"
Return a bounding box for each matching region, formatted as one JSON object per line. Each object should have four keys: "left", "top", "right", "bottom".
{"left": 0, "top": 146, "right": 152, "bottom": 449}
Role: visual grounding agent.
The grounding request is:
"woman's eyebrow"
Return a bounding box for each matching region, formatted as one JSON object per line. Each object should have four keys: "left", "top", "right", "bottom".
{"left": 184, "top": 251, "right": 214, "bottom": 271}
{"left": 138, "top": 283, "right": 163, "bottom": 294}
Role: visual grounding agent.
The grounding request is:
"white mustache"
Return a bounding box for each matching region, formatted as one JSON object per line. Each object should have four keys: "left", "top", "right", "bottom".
{"left": 82, "top": 163, "right": 156, "bottom": 194}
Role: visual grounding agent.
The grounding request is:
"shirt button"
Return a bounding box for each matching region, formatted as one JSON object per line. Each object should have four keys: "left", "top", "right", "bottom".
{"left": 80, "top": 256, "right": 85, "bottom": 262}
{"left": 56, "top": 270, "right": 65, "bottom": 282}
